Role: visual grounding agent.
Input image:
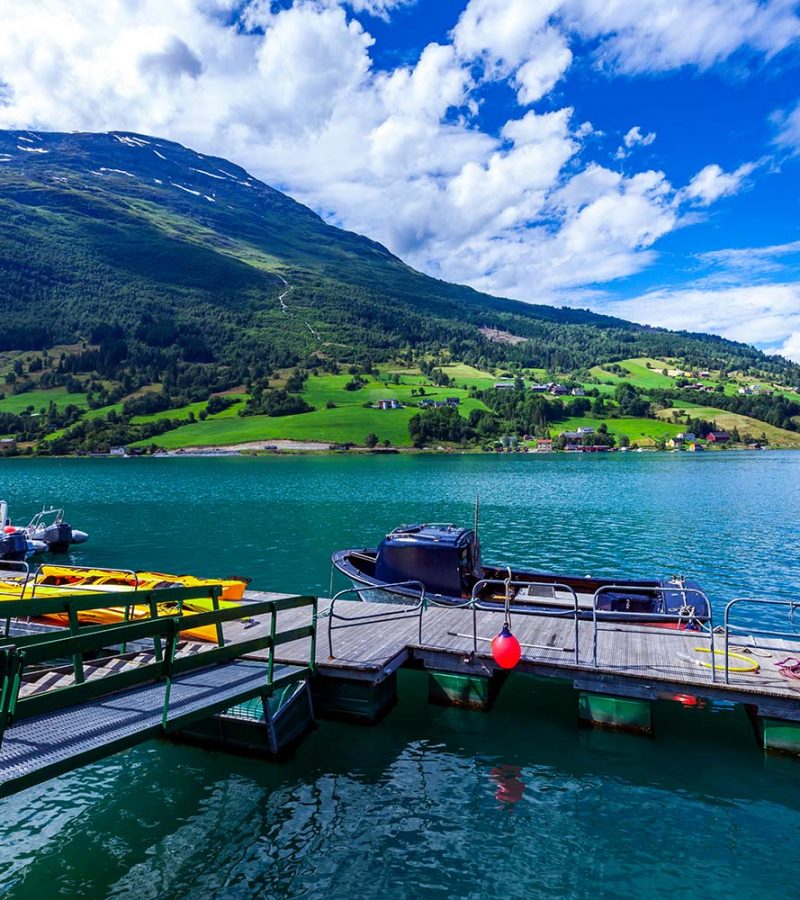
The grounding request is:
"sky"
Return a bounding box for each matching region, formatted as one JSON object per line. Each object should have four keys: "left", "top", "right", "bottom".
{"left": 1, "top": 0, "right": 800, "bottom": 359}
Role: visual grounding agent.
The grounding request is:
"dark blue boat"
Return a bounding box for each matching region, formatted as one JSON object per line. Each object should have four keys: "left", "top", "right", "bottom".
{"left": 331, "top": 523, "right": 710, "bottom": 626}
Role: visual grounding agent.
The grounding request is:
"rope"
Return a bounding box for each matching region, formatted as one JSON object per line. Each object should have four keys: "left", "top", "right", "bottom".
{"left": 693, "top": 647, "right": 760, "bottom": 673}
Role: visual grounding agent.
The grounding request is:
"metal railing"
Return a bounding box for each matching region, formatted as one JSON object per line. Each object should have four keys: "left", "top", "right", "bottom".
{"left": 466, "top": 578, "right": 582, "bottom": 665}
{"left": 723, "top": 597, "right": 800, "bottom": 684}
{"left": 590, "top": 584, "right": 716, "bottom": 680}
{"left": 327, "top": 581, "right": 426, "bottom": 657}
{"left": 0, "top": 589, "right": 317, "bottom": 746}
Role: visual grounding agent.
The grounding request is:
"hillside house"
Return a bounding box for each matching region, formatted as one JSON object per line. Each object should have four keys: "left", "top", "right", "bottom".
{"left": 445, "top": 397, "right": 460, "bottom": 407}
{"left": 494, "top": 382, "right": 515, "bottom": 390}
{"left": 676, "top": 432, "right": 696, "bottom": 441}
{"left": 571, "top": 387, "right": 585, "bottom": 396}
{"left": 706, "top": 431, "right": 730, "bottom": 443}
{"left": 550, "top": 383, "right": 568, "bottom": 395}
{"left": 576, "top": 426, "right": 595, "bottom": 435}
{"left": 376, "top": 399, "right": 401, "bottom": 410}
{"left": 530, "top": 384, "right": 549, "bottom": 393}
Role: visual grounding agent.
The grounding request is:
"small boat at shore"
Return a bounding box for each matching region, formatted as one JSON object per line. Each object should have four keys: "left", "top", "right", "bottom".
{"left": 0, "top": 501, "right": 89, "bottom": 558}
{"left": 332, "top": 523, "right": 710, "bottom": 627}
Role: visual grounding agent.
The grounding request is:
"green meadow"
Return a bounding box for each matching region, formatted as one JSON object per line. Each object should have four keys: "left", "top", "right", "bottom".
{"left": 0, "top": 389, "right": 89, "bottom": 415}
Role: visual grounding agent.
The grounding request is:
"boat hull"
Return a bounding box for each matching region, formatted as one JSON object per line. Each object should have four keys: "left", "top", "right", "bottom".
{"left": 332, "top": 549, "right": 710, "bottom": 624}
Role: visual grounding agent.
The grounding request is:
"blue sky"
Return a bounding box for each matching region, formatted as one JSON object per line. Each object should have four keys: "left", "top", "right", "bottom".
{"left": 1, "top": 0, "right": 799, "bottom": 357}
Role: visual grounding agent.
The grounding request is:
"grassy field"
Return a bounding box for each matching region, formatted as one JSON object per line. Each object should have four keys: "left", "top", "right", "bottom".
{"left": 657, "top": 406, "right": 800, "bottom": 448}
{"left": 0, "top": 389, "right": 89, "bottom": 414}
{"left": 589, "top": 358, "right": 676, "bottom": 389}
{"left": 136, "top": 372, "right": 489, "bottom": 448}
{"left": 385, "top": 363, "right": 501, "bottom": 391}
{"left": 131, "top": 406, "right": 419, "bottom": 448}
{"left": 551, "top": 415, "right": 683, "bottom": 444}
{"left": 131, "top": 397, "right": 246, "bottom": 425}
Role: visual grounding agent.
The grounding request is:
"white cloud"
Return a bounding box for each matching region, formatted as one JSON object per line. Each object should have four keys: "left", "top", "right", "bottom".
{"left": 601, "top": 284, "right": 800, "bottom": 360}
{"left": 681, "top": 162, "right": 756, "bottom": 206}
{"left": 624, "top": 126, "right": 656, "bottom": 149}
{"left": 562, "top": 0, "right": 800, "bottom": 73}
{"left": 773, "top": 100, "right": 800, "bottom": 152}
{"left": 346, "top": 0, "right": 415, "bottom": 18}
{"left": 0, "top": 0, "right": 795, "bottom": 345}
{"left": 614, "top": 124, "right": 656, "bottom": 159}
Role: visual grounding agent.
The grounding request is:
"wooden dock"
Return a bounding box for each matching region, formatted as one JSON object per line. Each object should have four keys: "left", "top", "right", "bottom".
{"left": 238, "top": 591, "right": 800, "bottom": 747}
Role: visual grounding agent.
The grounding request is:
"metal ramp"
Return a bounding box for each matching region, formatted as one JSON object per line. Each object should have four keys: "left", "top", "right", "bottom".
{"left": 0, "top": 660, "right": 307, "bottom": 797}
{"left": 0, "top": 587, "right": 318, "bottom": 797}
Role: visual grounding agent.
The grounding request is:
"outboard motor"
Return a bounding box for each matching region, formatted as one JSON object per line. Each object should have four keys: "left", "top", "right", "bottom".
{"left": 0, "top": 529, "right": 28, "bottom": 561}
{"left": 42, "top": 521, "right": 74, "bottom": 554}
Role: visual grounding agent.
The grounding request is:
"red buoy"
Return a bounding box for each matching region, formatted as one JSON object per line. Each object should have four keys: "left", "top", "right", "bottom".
{"left": 491, "top": 624, "right": 521, "bottom": 669}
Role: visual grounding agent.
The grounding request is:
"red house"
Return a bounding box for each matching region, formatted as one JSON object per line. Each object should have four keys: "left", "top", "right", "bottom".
{"left": 706, "top": 431, "right": 730, "bottom": 443}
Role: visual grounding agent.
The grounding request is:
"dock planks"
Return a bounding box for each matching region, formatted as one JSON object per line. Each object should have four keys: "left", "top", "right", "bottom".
{"left": 239, "top": 591, "right": 800, "bottom": 718}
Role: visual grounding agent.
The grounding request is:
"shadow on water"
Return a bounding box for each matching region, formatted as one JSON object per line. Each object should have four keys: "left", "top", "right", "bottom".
{"left": 3, "top": 671, "right": 800, "bottom": 898}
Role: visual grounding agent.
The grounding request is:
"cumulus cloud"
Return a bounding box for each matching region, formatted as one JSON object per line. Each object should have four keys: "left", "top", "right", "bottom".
{"left": 601, "top": 284, "right": 800, "bottom": 360}
{"left": 562, "top": 0, "right": 800, "bottom": 73}
{"left": 681, "top": 162, "right": 756, "bottom": 206}
{"left": 614, "top": 125, "right": 656, "bottom": 159}
{"left": 0, "top": 0, "right": 795, "bottom": 331}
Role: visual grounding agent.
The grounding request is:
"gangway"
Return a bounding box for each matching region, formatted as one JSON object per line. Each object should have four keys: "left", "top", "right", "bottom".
{"left": 0, "top": 587, "right": 317, "bottom": 797}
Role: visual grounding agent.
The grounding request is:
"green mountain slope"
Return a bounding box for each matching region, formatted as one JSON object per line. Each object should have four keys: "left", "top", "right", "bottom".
{"left": 2, "top": 129, "right": 796, "bottom": 376}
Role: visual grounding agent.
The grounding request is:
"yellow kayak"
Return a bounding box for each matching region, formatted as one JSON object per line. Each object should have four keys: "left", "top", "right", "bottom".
{"left": 36, "top": 565, "right": 249, "bottom": 601}
{"left": 35, "top": 600, "right": 228, "bottom": 643}
{"left": 0, "top": 567, "right": 250, "bottom": 642}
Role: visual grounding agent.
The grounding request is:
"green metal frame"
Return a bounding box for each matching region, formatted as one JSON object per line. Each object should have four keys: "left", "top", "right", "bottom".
{"left": 0, "top": 591, "right": 317, "bottom": 748}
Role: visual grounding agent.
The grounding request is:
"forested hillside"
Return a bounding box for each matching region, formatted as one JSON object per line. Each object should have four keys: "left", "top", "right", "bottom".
{"left": 0, "top": 129, "right": 798, "bottom": 453}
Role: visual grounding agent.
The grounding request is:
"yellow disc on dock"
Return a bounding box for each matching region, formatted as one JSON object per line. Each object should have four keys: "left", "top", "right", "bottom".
{"left": 693, "top": 647, "right": 760, "bottom": 673}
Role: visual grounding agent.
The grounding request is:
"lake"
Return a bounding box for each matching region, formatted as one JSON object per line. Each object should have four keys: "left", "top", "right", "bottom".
{"left": 1, "top": 452, "right": 799, "bottom": 897}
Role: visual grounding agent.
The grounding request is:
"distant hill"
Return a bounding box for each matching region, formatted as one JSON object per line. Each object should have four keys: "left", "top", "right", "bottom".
{"left": 1, "top": 128, "right": 797, "bottom": 387}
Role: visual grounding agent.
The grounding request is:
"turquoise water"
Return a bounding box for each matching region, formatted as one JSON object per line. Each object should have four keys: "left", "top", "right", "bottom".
{"left": 1, "top": 453, "right": 800, "bottom": 897}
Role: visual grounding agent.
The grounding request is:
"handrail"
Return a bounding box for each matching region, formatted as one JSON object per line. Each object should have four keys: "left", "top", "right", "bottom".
{"left": 723, "top": 596, "right": 800, "bottom": 684}
{"left": 0, "top": 583, "right": 214, "bottom": 620}
{"left": 327, "top": 581, "right": 426, "bottom": 657}
{"left": 468, "top": 578, "right": 582, "bottom": 665}
{"left": 591, "top": 585, "right": 715, "bottom": 681}
{"left": 0, "top": 592, "right": 318, "bottom": 730}
{"left": 0, "top": 644, "right": 23, "bottom": 748}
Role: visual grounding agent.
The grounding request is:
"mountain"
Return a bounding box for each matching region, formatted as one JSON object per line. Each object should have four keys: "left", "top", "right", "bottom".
{"left": 2, "top": 130, "right": 796, "bottom": 374}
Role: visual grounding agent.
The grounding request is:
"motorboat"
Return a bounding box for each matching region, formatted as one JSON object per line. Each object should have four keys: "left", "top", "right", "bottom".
{"left": 24, "top": 507, "right": 89, "bottom": 552}
{"left": 0, "top": 501, "right": 89, "bottom": 556}
{"left": 332, "top": 523, "right": 710, "bottom": 627}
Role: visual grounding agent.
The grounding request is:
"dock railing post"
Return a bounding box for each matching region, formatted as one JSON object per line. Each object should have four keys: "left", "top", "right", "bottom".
{"left": 66, "top": 602, "right": 85, "bottom": 685}
{"left": 146, "top": 592, "right": 164, "bottom": 663}
{"left": 160, "top": 618, "right": 180, "bottom": 729}
{"left": 268, "top": 603, "right": 277, "bottom": 687}
{"left": 212, "top": 586, "right": 225, "bottom": 648}
{"left": 309, "top": 596, "right": 318, "bottom": 674}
